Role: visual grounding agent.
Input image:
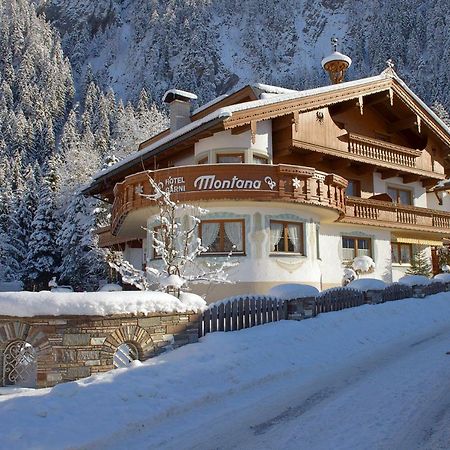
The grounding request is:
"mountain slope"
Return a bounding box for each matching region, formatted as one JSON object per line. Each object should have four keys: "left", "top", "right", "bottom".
{"left": 39, "top": 0, "right": 450, "bottom": 110}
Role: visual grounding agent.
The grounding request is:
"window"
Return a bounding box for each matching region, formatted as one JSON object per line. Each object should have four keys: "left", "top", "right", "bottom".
{"left": 253, "top": 154, "right": 268, "bottom": 164}
{"left": 391, "top": 243, "right": 412, "bottom": 264}
{"left": 342, "top": 236, "right": 372, "bottom": 261}
{"left": 346, "top": 180, "right": 361, "bottom": 197}
{"left": 387, "top": 187, "right": 412, "bottom": 205}
{"left": 216, "top": 153, "right": 244, "bottom": 163}
{"left": 270, "top": 221, "right": 304, "bottom": 254}
{"left": 200, "top": 219, "right": 245, "bottom": 254}
{"left": 198, "top": 156, "right": 208, "bottom": 165}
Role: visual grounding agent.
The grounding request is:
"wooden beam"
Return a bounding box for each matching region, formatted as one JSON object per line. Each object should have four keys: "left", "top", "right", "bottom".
{"left": 387, "top": 116, "right": 417, "bottom": 133}
{"left": 251, "top": 120, "right": 257, "bottom": 144}
{"left": 422, "top": 178, "right": 438, "bottom": 189}
{"left": 231, "top": 124, "right": 250, "bottom": 135}
{"left": 302, "top": 152, "right": 325, "bottom": 165}
{"left": 402, "top": 174, "right": 421, "bottom": 184}
{"left": 363, "top": 93, "right": 390, "bottom": 107}
{"left": 380, "top": 169, "right": 399, "bottom": 179}
{"left": 333, "top": 159, "right": 353, "bottom": 169}
{"left": 352, "top": 164, "right": 374, "bottom": 175}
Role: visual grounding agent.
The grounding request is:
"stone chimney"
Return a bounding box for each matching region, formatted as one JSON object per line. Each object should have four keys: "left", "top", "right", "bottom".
{"left": 162, "top": 89, "right": 198, "bottom": 132}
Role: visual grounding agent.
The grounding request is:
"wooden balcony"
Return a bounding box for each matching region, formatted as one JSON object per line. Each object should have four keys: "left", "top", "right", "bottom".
{"left": 111, "top": 164, "right": 348, "bottom": 236}
{"left": 341, "top": 196, "right": 450, "bottom": 235}
{"left": 293, "top": 133, "right": 443, "bottom": 182}
{"left": 347, "top": 133, "right": 422, "bottom": 168}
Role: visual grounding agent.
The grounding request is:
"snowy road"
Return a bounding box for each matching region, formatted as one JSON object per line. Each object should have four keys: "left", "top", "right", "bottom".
{"left": 1, "top": 294, "right": 450, "bottom": 450}
{"left": 98, "top": 322, "right": 450, "bottom": 450}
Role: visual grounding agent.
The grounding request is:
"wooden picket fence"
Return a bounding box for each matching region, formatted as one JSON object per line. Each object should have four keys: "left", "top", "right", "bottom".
{"left": 382, "top": 283, "right": 413, "bottom": 302}
{"left": 199, "top": 281, "right": 449, "bottom": 338}
{"left": 314, "top": 288, "right": 365, "bottom": 315}
{"left": 199, "top": 296, "right": 287, "bottom": 337}
{"left": 420, "top": 281, "right": 447, "bottom": 296}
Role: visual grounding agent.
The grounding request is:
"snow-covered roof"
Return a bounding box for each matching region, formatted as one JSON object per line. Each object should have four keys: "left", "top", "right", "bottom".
{"left": 87, "top": 70, "right": 450, "bottom": 192}
{"left": 192, "top": 94, "right": 229, "bottom": 115}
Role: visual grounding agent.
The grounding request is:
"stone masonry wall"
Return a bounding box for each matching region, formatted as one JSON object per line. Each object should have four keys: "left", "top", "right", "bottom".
{"left": 0, "top": 312, "right": 200, "bottom": 388}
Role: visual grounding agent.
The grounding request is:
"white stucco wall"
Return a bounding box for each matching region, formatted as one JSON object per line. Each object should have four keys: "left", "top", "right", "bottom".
{"left": 373, "top": 173, "right": 426, "bottom": 207}
{"left": 319, "top": 223, "right": 393, "bottom": 287}
{"left": 426, "top": 190, "right": 450, "bottom": 212}
{"left": 145, "top": 202, "right": 323, "bottom": 293}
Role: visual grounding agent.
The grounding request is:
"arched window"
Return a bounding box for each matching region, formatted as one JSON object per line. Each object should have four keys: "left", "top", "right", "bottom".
{"left": 113, "top": 342, "right": 140, "bottom": 369}
{"left": 2, "top": 340, "right": 37, "bottom": 388}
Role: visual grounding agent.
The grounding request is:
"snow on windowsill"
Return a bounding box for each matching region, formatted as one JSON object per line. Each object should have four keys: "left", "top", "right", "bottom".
{"left": 0, "top": 291, "right": 207, "bottom": 317}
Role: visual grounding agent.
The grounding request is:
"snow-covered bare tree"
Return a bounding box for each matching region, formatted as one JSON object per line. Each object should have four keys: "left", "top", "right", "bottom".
{"left": 106, "top": 174, "right": 236, "bottom": 297}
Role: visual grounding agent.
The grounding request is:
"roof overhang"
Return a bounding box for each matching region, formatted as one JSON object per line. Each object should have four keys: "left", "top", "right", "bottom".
{"left": 83, "top": 115, "right": 227, "bottom": 197}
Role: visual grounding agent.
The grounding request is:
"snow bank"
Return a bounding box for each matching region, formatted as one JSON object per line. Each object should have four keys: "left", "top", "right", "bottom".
{"left": 347, "top": 278, "right": 387, "bottom": 291}
{"left": 268, "top": 283, "right": 319, "bottom": 299}
{"left": 98, "top": 283, "right": 122, "bottom": 292}
{"left": 398, "top": 275, "right": 433, "bottom": 286}
{"left": 0, "top": 291, "right": 206, "bottom": 317}
{"left": 0, "top": 293, "right": 449, "bottom": 450}
{"left": 434, "top": 273, "right": 450, "bottom": 283}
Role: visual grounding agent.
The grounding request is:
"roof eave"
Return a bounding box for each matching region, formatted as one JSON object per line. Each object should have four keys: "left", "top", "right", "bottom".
{"left": 83, "top": 115, "right": 227, "bottom": 197}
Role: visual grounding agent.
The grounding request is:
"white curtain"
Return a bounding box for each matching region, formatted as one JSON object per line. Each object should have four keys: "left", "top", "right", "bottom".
{"left": 270, "top": 223, "right": 283, "bottom": 251}
{"left": 224, "top": 221, "right": 243, "bottom": 251}
{"left": 201, "top": 222, "right": 220, "bottom": 249}
{"left": 287, "top": 223, "right": 301, "bottom": 253}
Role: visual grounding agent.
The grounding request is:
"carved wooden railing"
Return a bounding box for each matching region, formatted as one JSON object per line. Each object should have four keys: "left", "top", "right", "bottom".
{"left": 111, "top": 164, "right": 348, "bottom": 236}
{"left": 347, "top": 133, "right": 422, "bottom": 168}
{"left": 342, "top": 196, "right": 450, "bottom": 233}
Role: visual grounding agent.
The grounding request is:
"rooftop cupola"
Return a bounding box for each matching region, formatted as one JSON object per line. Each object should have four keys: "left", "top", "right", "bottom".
{"left": 321, "top": 37, "right": 352, "bottom": 84}
{"left": 162, "top": 89, "right": 198, "bottom": 133}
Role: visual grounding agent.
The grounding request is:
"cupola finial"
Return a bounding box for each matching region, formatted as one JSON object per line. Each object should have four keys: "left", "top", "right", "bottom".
{"left": 321, "top": 37, "right": 352, "bottom": 84}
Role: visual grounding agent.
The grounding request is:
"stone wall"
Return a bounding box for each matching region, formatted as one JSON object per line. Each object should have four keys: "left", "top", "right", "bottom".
{"left": 0, "top": 312, "right": 200, "bottom": 388}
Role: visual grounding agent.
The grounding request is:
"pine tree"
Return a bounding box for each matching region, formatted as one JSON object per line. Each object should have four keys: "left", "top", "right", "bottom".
{"left": 406, "top": 249, "right": 432, "bottom": 277}
{"left": 57, "top": 193, "right": 107, "bottom": 290}
{"left": 25, "top": 168, "right": 60, "bottom": 290}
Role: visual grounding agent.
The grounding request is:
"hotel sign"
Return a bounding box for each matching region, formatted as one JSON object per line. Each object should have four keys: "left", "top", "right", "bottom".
{"left": 157, "top": 174, "right": 277, "bottom": 193}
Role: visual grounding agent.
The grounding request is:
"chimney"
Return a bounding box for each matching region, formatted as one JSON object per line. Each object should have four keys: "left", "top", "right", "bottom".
{"left": 162, "top": 89, "right": 198, "bottom": 132}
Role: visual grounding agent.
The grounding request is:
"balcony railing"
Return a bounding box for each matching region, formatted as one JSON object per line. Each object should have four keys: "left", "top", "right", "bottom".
{"left": 347, "top": 133, "right": 422, "bottom": 168}
{"left": 342, "top": 196, "right": 450, "bottom": 233}
{"left": 111, "top": 164, "right": 348, "bottom": 236}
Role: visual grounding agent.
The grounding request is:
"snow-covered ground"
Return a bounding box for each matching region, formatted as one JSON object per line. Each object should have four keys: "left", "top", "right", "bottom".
{"left": 1, "top": 293, "right": 450, "bottom": 450}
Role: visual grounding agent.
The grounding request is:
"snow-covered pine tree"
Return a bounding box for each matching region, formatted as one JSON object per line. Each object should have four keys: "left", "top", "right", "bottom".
{"left": 57, "top": 192, "right": 107, "bottom": 290}
{"left": 25, "top": 166, "right": 60, "bottom": 290}
{"left": 8, "top": 165, "right": 40, "bottom": 281}
{"left": 406, "top": 248, "right": 432, "bottom": 278}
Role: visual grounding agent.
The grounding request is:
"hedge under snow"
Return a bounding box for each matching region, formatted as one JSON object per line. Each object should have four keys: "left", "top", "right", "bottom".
{"left": 0, "top": 291, "right": 207, "bottom": 317}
